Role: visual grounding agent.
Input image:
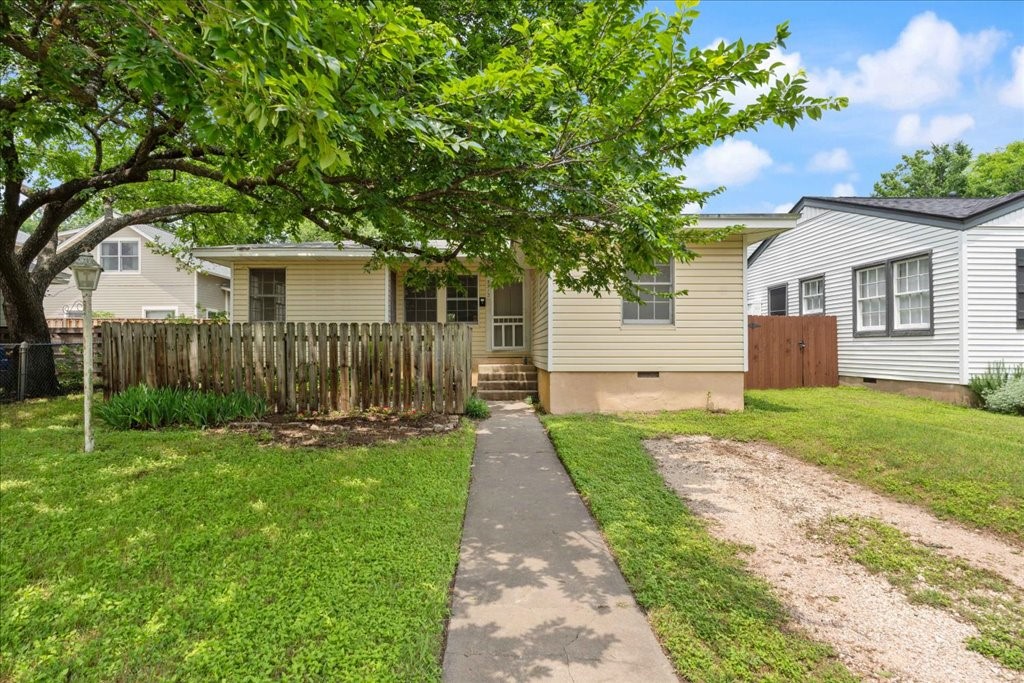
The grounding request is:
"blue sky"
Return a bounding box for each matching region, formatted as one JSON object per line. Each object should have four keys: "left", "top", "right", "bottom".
{"left": 645, "top": 0, "right": 1024, "bottom": 212}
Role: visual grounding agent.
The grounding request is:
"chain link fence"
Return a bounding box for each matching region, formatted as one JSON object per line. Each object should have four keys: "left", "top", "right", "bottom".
{"left": 0, "top": 343, "right": 86, "bottom": 402}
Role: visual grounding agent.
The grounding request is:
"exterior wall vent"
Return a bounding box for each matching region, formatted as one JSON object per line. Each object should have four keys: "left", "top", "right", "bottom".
{"left": 637, "top": 371, "right": 660, "bottom": 379}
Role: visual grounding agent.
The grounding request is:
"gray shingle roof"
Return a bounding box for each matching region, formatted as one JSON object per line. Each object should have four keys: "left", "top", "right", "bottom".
{"left": 801, "top": 190, "right": 1024, "bottom": 221}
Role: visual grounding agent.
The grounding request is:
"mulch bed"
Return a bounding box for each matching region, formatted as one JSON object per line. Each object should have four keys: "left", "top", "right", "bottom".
{"left": 222, "top": 411, "right": 461, "bottom": 448}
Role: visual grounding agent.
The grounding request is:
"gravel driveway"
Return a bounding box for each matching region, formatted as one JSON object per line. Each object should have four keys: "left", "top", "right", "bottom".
{"left": 647, "top": 435, "right": 1023, "bottom": 683}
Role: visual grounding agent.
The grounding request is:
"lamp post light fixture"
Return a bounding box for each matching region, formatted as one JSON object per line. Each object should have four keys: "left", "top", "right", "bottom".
{"left": 70, "top": 253, "right": 103, "bottom": 452}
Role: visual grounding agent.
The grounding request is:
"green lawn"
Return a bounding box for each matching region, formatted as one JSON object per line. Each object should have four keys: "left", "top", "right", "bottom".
{"left": 1, "top": 397, "right": 475, "bottom": 682}
{"left": 542, "top": 387, "right": 1024, "bottom": 681}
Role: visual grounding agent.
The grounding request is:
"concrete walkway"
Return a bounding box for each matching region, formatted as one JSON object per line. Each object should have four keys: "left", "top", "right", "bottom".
{"left": 442, "top": 402, "right": 677, "bottom": 682}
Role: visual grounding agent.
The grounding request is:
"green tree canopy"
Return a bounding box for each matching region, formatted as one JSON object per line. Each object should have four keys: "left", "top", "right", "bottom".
{"left": 872, "top": 142, "right": 973, "bottom": 198}
{"left": 966, "top": 141, "right": 1024, "bottom": 197}
{"left": 2, "top": 0, "right": 844, "bottom": 369}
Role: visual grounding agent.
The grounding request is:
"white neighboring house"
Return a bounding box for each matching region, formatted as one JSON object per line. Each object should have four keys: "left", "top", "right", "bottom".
{"left": 746, "top": 192, "right": 1024, "bottom": 403}
{"left": 42, "top": 221, "right": 231, "bottom": 320}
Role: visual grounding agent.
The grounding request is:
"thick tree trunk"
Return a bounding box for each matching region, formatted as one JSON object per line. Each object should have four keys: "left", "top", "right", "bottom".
{"left": 0, "top": 252, "right": 62, "bottom": 397}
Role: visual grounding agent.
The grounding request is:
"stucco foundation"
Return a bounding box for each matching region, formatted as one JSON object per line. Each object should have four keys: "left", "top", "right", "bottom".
{"left": 539, "top": 371, "right": 744, "bottom": 414}
{"left": 839, "top": 376, "right": 978, "bottom": 406}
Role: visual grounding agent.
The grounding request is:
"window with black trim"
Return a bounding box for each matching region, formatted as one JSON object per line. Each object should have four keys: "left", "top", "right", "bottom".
{"left": 405, "top": 282, "right": 437, "bottom": 323}
{"left": 800, "top": 277, "right": 824, "bottom": 315}
{"left": 446, "top": 275, "right": 478, "bottom": 323}
{"left": 853, "top": 253, "right": 932, "bottom": 336}
{"left": 249, "top": 268, "right": 286, "bottom": 322}
{"left": 622, "top": 262, "right": 673, "bottom": 323}
{"left": 768, "top": 285, "right": 788, "bottom": 316}
{"left": 1016, "top": 249, "right": 1024, "bottom": 330}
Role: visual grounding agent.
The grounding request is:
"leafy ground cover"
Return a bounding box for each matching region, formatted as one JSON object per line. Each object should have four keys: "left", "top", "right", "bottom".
{"left": 541, "top": 387, "right": 1024, "bottom": 681}
{"left": 815, "top": 516, "right": 1023, "bottom": 670}
{"left": 1, "top": 396, "right": 474, "bottom": 681}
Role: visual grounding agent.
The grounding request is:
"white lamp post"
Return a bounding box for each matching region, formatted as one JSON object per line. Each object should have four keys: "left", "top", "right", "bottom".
{"left": 70, "top": 253, "right": 103, "bottom": 452}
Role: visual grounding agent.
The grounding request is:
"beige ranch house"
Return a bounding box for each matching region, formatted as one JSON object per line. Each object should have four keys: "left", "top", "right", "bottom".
{"left": 193, "top": 214, "right": 793, "bottom": 414}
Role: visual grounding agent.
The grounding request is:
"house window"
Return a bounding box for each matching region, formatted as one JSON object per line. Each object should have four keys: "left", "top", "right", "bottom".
{"left": 767, "top": 285, "right": 788, "bottom": 316}
{"left": 446, "top": 275, "right": 478, "bottom": 323}
{"left": 249, "top": 269, "right": 286, "bottom": 322}
{"left": 893, "top": 255, "right": 931, "bottom": 330}
{"left": 405, "top": 282, "right": 438, "bottom": 323}
{"left": 1016, "top": 249, "right": 1024, "bottom": 329}
{"left": 622, "top": 261, "right": 673, "bottom": 323}
{"left": 144, "top": 308, "right": 177, "bottom": 320}
{"left": 99, "top": 240, "right": 140, "bottom": 273}
{"left": 855, "top": 265, "right": 887, "bottom": 332}
{"left": 800, "top": 277, "right": 825, "bottom": 315}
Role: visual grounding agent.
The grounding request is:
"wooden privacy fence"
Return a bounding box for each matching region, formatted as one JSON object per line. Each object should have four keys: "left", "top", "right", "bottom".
{"left": 100, "top": 322, "right": 473, "bottom": 414}
{"left": 745, "top": 315, "right": 838, "bottom": 390}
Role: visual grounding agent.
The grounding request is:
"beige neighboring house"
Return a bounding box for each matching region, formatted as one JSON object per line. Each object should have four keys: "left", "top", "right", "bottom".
{"left": 194, "top": 214, "right": 792, "bottom": 414}
{"left": 43, "top": 221, "right": 231, "bottom": 320}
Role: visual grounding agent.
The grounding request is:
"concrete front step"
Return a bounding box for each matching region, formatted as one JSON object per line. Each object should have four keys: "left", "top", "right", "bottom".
{"left": 477, "top": 389, "right": 539, "bottom": 401}
{"left": 477, "top": 371, "right": 538, "bottom": 381}
{"left": 478, "top": 380, "right": 538, "bottom": 392}
{"left": 478, "top": 364, "right": 536, "bottom": 374}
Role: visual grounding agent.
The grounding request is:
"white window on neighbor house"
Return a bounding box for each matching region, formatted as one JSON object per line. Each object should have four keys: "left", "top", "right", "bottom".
{"left": 99, "top": 239, "right": 140, "bottom": 273}
{"left": 893, "top": 255, "right": 931, "bottom": 331}
{"left": 143, "top": 308, "right": 177, "bottom": 320}
{"left": 622, "top": 261, "right": 673, "bottom": 323}
{"left": 800, "top": 277, "right": 825, "bottom": 315}
{"left": 855, "top": 264, "right": 887, "bottom": 332}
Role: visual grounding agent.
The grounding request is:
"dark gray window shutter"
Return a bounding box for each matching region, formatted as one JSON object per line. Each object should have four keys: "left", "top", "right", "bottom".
{"left": 1016, "top": 249, "right": 1024, "bottom": 329}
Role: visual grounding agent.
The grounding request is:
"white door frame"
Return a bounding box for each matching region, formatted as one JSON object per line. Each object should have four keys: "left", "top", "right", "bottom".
{"left": 487, "top": 279, "right": 529, "bottom": 352}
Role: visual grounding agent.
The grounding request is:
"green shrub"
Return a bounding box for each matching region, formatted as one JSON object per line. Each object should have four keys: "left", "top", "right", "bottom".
{"left": 464, "top": 396, "right": 490, "bottom": 419}
{"left": 982, "top": 376, "right": 1024, "bottom": 416}
{"left": 969, "top": 361, "right": 1024, "bottom": 404}
{"left": 98, "top": 385, "right": 267, "bottom": 430}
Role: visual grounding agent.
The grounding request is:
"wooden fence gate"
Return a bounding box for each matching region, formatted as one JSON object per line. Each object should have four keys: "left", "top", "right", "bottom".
{"left": 100, "top": 321, "right": 472, "bottom": 414}
{"left": 745, "top": 315, "right": 838, "bottom": 390}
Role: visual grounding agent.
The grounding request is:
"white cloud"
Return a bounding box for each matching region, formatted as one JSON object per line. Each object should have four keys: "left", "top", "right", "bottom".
{"left": 999, "top": 46, "right": 1024, "bottom": 108}
{"left": 682, "top": 139, "right": 773, "bottom": 188}
{"left": 832, "top": 182, "right": 856, "bottom": 196}
{"left": 893, "top": 113, "right": 975, "bottom": 146}
{"left": 773, "top": 202, "right": 795, "bottom": 213}
{"left": 808, "top": 148, "right": 853, "bottom": 173}
{"left": 814, "top": 12, "right": 1005, "bottom": 109}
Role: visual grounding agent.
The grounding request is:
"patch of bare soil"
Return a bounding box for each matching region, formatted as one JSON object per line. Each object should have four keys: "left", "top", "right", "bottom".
{"left": 646, "top": 435, "right": 1024, "bottom": 683}
{"left": 222, "top": 411, "right": 460, "bottom": 447}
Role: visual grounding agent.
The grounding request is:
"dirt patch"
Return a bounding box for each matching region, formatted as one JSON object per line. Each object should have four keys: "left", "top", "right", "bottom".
{"left": 221, "top": 411, "right": 461, "bottom": 448}
{"left": 647, "top": 435, "right": 1024, "bottom": 683}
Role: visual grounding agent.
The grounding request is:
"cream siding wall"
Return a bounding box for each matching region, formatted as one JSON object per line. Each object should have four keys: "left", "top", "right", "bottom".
{"left": 746, "top": 209, "right": 963, "bottom": 384}
{"left": 549, "top": 238, "right": 746, "bottom": 372}
{"left": 964, "top": 210, "right": 1024, "bottom": 378}
{"left": 530, "top": 269, "right": 549, "bottom": 370}
{"left": 43, "top": 226, "right": 200, "bottom": 318}
{"left": 196, "top": 273, "right": 230, "bottom": 316}
{"left": 230, "top": 259, "right": 386, "bottom": 322}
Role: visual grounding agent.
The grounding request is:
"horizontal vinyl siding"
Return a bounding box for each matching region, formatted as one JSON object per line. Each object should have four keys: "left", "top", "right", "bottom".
{"left": 196, "top": 273, "right": 229, "bottom": 315}
{"left": 964, "top": 223, "right": 1024, "bottom": 377}
{"left": 551, "top": 238, "right": 745, "bottom": 372}
{"left": 43, "top": 226, "right": 196, "bottom": 318}
{"left": 747, "top": 210, "right": 962, "bottom": 384}
{"left": 231, "top": 259, "right": 385, "bottom": 323}
{"left": 531, "top": 269, "right": 549, "bottom": 370}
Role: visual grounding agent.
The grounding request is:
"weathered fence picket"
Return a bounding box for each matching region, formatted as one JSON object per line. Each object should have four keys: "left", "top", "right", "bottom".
{"left": 99, "top": 321, "right": 472, "bottom": 414}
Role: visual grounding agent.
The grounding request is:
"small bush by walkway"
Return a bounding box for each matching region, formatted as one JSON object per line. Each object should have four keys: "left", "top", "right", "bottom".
{"left": 1, "top": 397, "right": 474, "bottom": 681}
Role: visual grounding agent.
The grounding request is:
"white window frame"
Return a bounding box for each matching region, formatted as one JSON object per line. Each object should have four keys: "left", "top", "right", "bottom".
{"left": 445, "top": 274, "right": 479, "bottom": 324}
{"left": 892, "top": 255, "right": 931, "bottom": 332}
{"left": 622, "top": 260, "right": 674, "bottom": 325}
{"left": 98, "top": 239, "right": 141, "bottom": 274}
{"left": 854, "top": 264, "right": 888, "bottom": 334}
{"left": 142, "top": 306, "right": 179, "bottom": 320}
{"left": 799, "top": 276, "right": 825, "bottom": 315}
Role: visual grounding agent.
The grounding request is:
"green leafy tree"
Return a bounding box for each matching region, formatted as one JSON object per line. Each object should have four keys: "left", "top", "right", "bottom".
{"left": 2, "top": 0, "right": 844, "bottom": 395}
{"left": 966, "top": 141, "right": 1024, "bottom": 197}
{"left": 873, "top": 142, "right": 974, "bottom": 198}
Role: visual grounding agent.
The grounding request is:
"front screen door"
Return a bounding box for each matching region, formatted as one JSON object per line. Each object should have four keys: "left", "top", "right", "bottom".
{"left": 491, "top": 282, "right": 525, "bottom": 350}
